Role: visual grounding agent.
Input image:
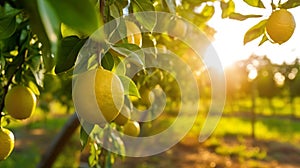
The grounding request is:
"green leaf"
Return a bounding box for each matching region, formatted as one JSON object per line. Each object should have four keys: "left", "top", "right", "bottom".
{"left": 163, "top": 0, "right": 176, "bottom": 13}
{"left": 118, "top": 75, "right": 140, "bottom": 97}
{"left": 55, "top": 36, "right": 87, "bottom": 73}
{"left": 280, "top": 0, "right": 300, "bottom": 9}
{"left": 229, "top": 12, "right": 262, "bottom": 21}
{"left": 80, "top": 126, "right": 89, "bottom": 150}
{"left": 45, "top": 0, "right": 101, "bottom": 35}
{"left": 102, "top": 52, "right": 114, "bottom": 71}
{"left": 112, "top": 56, "right": 126, "bottom": 76}
{"left": 220, "top": 0, "right": 235, "bottom": 18}
{"left": 243, "top": 19, "right": 267, "bottom": 45}
{"left": 105, "top": 18, "right": 126, "bottom": 45}
{"left": 258, "top": 33, "right": 268, "bottom": 46}
{"left": 109, "top": 3, "right": 121, "bottom": 18}
{"left": 132, "top": 0, "right": 156, "bottom": 31}
{"left": 110, "top": 43, "right": 145, "bottom": 67}
{"left": 0, "top": 32, "right": 19, "bottom": 53}
{"left": 105, "top": 151, "right": 112, "bottom": 168}
{"left": 27, "top": 54, "right": 42, "bottom": 72}
{"left": 37, "top": 0, "right": 60, "bottom": 54}
{"left": 0, "top": 13, "right": 18, "bottom": 40}
{"left": 243, "top": 0, "right": 265, "bottom": 8}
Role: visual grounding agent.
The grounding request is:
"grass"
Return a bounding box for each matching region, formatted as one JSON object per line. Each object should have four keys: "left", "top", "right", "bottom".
{"left": 187, "top": 100, "right": 300, "bottom": 166}
{"left": 189, "top": 115, "right": 300, "bottom": 144}
{"left": 214, "top": 144, "right": 266, "bottom": 160}
{"left": 0, "top": 145, "right": 40, "bottom": 168}
{"left": 0, "top": 101, "right": 80, "bottom": 168}
{"left": 1, "top": 97, "right": 300, "bottom": 167}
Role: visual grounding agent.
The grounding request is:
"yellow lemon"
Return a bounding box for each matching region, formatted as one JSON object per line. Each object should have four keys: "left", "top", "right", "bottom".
{"left": 168, "top": 18, "right": 187, "bottom": 39}
{"left": 266, "top": 9, "right": 296, "bottom": 44}
{"left": 5, "top": 85, "right": 36, "bottom": 120}
{"left": 125, "top": 20, "right": 142, "bottom": 47}
{"left": 139, "top": 86, "right": 155, "bottom": 108}
{"left": 123, "top": 120, "right": 140, "bottom": 137}
{"left": 0, "top": 128, "right": 14, "bottom": 160}
{"left": 73, "top": 68, "right": 124, "bottom": 125}
{"left": 114, "top": 105, "right": 131, "bottom": 126}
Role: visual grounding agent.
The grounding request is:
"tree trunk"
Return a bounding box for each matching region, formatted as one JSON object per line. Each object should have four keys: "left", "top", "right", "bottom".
{"left": 37, "top": 113, "right": 80, "bottom": 168}
{"left": 251, "top": 82, "right": 256, "bottom": 140}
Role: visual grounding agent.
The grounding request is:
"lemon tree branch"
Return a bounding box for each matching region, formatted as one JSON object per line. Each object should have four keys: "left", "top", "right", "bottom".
{"left": 37, "top": 113, "right": 80, "bottom": 168}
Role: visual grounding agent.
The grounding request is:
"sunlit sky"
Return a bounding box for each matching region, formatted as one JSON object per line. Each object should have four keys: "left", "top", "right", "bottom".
{"left": 205, "top": 0, "right": 300, "bottom": 68}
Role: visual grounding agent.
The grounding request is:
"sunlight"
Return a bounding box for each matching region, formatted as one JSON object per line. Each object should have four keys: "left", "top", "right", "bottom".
{"left": 207, "top": 0, "right": 300, "bottom": 69}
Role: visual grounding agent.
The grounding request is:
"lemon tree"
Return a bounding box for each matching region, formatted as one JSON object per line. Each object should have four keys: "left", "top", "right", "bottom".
{"left": 0, "top": 0, "right": 299, "bottom": 167}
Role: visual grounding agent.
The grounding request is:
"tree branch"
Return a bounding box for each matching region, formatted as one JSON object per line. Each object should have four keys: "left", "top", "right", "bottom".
{"left": 37, "top": 112, "right": 80, "bottom": 168}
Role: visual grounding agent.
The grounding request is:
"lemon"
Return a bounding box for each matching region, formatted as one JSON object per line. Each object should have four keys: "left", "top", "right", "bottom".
{"left": 123, "top": 120, "right": 140, "bottom": 137}
{"left": 108, "top": 21, "right": 142, "bottom": 58}
{"left": 43, "top": 73, "right": 61, "bottom": 92}
{"left": 125, "top": 20, "right": 142, "bottom": 47}
{"left": 0, "top": 128, "right": 14, "bottom": 160}
{"left": 114, "top": 105, "right": 131, "bottom": 126}
{"left": 168, "top": 19, "right": 187, "bottom": 39}
{"left": 5, "top": 85, "right": 36, "bottom": 120}
{"left": 266, "top": 9, "right": 296, "bottom": 44}
{"left": 139, "top": 86, "right": 155, "bottom": 108}
{"left": 73, "top": 68, "right": 124, "bottom": 124}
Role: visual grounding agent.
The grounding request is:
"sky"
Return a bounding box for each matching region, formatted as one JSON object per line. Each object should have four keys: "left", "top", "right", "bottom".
{"left": 206, "top": 0, "right": 300, "bottom": 68}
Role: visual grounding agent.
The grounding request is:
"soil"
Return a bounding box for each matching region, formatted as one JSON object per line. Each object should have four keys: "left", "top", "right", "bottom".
{"left": 113, "top": 136, "right": 300, "bottom": 168}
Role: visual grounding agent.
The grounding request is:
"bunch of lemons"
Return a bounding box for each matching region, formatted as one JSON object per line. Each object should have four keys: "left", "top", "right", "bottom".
{"left": 74, "top": 20, "right": 144, "bottom": 137}
{"left": 73, "top": 68, "right": 140, "bottom": 137}
{"left": 1, "top": 85, "right": 37, "bottom": 160}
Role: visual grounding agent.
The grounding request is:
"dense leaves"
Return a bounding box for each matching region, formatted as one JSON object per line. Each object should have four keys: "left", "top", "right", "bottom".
{"left": 132, "top": 0, "right": 156, "bottom": 31}
{"left": 55, "top": 36, "right": 86, "bottom": 73}
{"left": 44, "top": 0, "right": 101, "bottom": 35}
{"left": 0, "top": 10, "right": 19, "bottom": 39}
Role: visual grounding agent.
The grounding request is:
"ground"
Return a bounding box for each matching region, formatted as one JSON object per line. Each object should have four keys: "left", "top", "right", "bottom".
{"left": 2, "top": 111, "right": 300, "bottom": 168}
{"left": 114, "top": 136, "right": 300, "bottom": 168}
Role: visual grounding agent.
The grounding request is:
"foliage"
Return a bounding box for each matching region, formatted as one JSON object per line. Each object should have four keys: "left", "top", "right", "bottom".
{"left": 223, "top": 55, "right": 300, "bottom": 116}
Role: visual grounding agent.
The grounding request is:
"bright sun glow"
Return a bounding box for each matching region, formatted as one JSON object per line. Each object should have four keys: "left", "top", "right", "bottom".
{"left": 206, "top": 0, "right": 300, "bottom": 69}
